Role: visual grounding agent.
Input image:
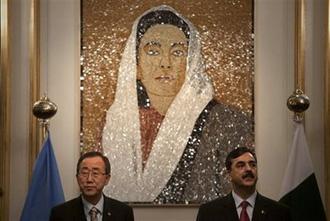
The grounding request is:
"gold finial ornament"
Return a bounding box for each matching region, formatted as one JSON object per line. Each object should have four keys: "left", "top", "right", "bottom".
{"left": 32, "top": 95, "right": 57, "bottom": 135}
{"left": 287, "top": 89, "right": 310, "bottom": 122}
{"left": 32, "top": 95, "right": 57, "bottom": 120}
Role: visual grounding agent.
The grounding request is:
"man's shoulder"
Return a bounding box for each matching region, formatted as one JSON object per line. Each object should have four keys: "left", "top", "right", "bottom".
{"left": 103, "top": 196, "right": 134, "bottom": 220}
{"left": 256, "top": 193, "right": 290, "bottom": 212}
{"left": 52, "top": 196, "right": 81, "bottom": 211}
{"left": 254, "top": 193, "right": 292, "bottom": 221}
{"left": 200, "top": 194, "right": 232, "bottom": 209}
{"left": 104, "top": 195, "right": 133, "bottom": 210}
{"left": 197, "top": 194, "right": 234, "bottom": 220}
{"left": 49, "top": 196, "right": 83, "bottom": 221}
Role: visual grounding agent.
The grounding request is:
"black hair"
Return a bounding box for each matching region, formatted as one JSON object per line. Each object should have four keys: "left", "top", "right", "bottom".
{"left": 225, "top": 147, "right": 257, "bottom": 171}
{"left": 136, "top": 9, "right": 190, "bottom": 54}
{"left": 76, "top": 151, "right": 111, "bottom": 175}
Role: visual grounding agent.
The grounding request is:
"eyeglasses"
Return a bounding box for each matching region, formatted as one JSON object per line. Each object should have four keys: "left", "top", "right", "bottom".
{"left": 78, "top": 170, "right": 107, "bottom": 179}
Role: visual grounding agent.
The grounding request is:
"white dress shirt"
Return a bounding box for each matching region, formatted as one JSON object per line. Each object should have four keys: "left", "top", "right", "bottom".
{"left": 232, "top": 191, "right": 257, "bottom": 220}
{"left": 82, "top": 195, "right": 104, "bottom": 221}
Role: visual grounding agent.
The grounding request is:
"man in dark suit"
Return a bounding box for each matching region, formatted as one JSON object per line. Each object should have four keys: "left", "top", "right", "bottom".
{"left": 196, "top": 147, "right": 291, "bottom": 221}
{"left": 49, "top": 151, "right": 134, "bottom": 221}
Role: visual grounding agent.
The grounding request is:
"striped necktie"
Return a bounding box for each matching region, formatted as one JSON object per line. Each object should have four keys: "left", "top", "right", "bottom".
{"left": 89, "top": 206, "right": 98, "bottom": 221}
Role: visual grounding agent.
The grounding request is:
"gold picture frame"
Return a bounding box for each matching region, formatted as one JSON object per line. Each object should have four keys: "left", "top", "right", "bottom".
{"left": 0, "top": 0, "right": 10, "bottom": 219}
{"left": 80, "top": 0, "right": 255, "bottom": 205}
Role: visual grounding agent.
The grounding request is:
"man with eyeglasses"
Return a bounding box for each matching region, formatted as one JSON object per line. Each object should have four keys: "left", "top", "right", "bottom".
{"left": 49, "top": 151, "right": 134, "bottom": 221}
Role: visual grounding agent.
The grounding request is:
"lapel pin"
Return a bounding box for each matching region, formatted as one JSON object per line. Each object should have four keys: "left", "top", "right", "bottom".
{"left": 107, "top": 212, "right": 111, "bottom": 216}
{"left": 261, "top": 210, "right": 265, "bottom": 215}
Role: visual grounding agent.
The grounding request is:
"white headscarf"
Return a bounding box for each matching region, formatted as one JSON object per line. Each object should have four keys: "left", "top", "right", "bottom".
{"left": 102, "top": 5, "right": 213, "bottom": 202}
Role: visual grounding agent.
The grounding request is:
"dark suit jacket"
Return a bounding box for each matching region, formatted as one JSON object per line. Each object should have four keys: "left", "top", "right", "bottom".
{"left": 196, "top": 193, "right": 291, "bottom": 221}
{"left": 49, "top": 195, "right": 134, "bottom": 221}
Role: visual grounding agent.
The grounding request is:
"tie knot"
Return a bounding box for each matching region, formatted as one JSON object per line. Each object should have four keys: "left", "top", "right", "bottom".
{"left": 240, "top": 201, "right": 249, "bottom": 209}
{"left": 89, "top": 207, "right": 99, "bottom": 220}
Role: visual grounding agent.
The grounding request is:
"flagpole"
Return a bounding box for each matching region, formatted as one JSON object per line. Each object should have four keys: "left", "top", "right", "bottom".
{"left": 32, "top": 94, "right": 57, "bottom": 147}
{"left": 290, "top": 0, "right": 307, "bottom": 122}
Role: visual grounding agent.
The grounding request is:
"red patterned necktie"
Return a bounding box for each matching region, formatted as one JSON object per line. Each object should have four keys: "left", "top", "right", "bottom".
{"left": 89, "top": 206, "right": 98, "bottom": 221}
{"left": 240, "top": 201, "right": 250, "bottom": 221}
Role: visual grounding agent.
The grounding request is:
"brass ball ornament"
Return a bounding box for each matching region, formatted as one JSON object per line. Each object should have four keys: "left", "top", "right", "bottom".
{"left": 32, "top": 95, "right": 58, "bottom": 120}
{"left": 287, "top": 89, "right": 310, "bottom": 113}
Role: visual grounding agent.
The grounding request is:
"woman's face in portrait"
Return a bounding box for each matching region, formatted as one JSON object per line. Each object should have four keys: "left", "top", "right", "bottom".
{"left": 138, "top": 24, "right": 188, "bottom": 97}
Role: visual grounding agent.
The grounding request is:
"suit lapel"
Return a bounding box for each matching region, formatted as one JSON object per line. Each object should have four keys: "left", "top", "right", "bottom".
{"left": 73, "top": 197, "right": 87, "bottom": 221}
{"left": 252, "top": 193, "right": 268, "bottom": 221}
{"left": 223, "top": 194, "right": 240, "bottom": 221}
{"left": 102, "top": 196, "right": 114, "bottom": 221}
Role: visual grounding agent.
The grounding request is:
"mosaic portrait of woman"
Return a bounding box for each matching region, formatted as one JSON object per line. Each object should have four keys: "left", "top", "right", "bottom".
{"left": 81, "top": 2, "right": 254, "bottom": 204}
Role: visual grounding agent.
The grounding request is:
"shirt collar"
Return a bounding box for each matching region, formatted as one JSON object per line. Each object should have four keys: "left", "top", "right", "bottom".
{"left": 232, "top": 190, "right": 257, "bottom": 209}
{"left": 82, "top": 194, "right": 104, "bottom": 215}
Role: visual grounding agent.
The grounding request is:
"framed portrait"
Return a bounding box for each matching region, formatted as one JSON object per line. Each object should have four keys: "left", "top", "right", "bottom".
{"left": 80, "top": 0, "right": 254, "bottom": 205}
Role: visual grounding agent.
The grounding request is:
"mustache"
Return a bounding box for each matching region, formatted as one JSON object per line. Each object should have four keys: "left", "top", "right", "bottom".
{"left": 242, "top": 171, "right": 255, "bottom": 179}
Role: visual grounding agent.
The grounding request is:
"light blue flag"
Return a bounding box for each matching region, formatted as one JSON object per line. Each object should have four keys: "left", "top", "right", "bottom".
{"left": 20, "top": 133, "right": 65, "bottom": 221}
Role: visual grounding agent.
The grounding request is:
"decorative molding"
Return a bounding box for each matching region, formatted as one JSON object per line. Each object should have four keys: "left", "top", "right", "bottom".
{"left": 28, "top": 0, "right": 41, "bottom": 179}
{"left": 325, "top": 0, "right": 330, "bottom": 217}
{"left": 0, "top": 0, "right": 11, "bottom": 220}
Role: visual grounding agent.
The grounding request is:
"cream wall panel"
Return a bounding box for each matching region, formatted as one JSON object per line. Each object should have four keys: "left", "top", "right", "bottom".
{"left": 10, "top": 0, "right": 30, "bottom": 220}
{"left": 255, "top": 0, "right": 294, "bottom": 200}
{"left": 304, "top": 0, "right": 325, "bottom": 201}
{"left": 41, "top": 0, "right": 81, "bottom": 200}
